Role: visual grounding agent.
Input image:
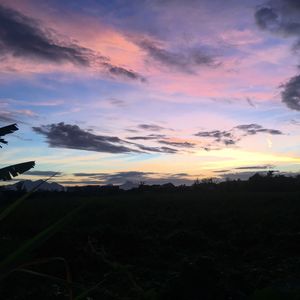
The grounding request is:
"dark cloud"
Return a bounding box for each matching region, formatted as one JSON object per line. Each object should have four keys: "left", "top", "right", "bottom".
{"left": 195, "top": 123, "right": 283, "bottom": 150}
{"left": 107, "top": 98, "right": 126, "bottom": 107}
{"left": 217, "top": 171, "right": 268, "bottom": 181}
{"left": 158, "top": 140, "right": 195, "bottom": 148}
{"left": 255, "top": 6, "right": 280, "bottom": 31}
{"left": 223, "top": 139, "right": 236, "bottom": 145}
{"left": 234, "top": 124, "right": 283, "bottom": 135}
{"left": 234, "top": 164, "right": 275, "bottom": 170}
{"left": 160, "top": 146, "right": 178, "bottom": 153}
{"left": 103, "top": 64, "right": 146, "bottom": 82}
{"left": 255, "top": 1, "right": 300, "bottom": 36}
{"left": 127, "top": 134, "right": 166, "bottom": 140}
{"left": 246, "top": 97, "right": 256, "bottom": 107}
{"left": 127, "top": 133, "right": 192, "bottom": 152}
{"left": 281, "top": 74, "right": 300, "bottom": 110}
{"left": 126, "top": 129, "right": 139, "bottom": 133}
{"left": 32, "top": 122, "right": 179, "bottom": 155}
{"left": 32, "top": 122, "right": 139, "bottom": 154}
{"left": 73, "top": 172, "right": 108, "bottom": 177}
{"left": 0, "top": 4, "right": 144, "bottom": 81}
{"left": 195, "top": 130, "right": 233, "bottom": 139}
{"left": 138, "top": 124, "right": 166, "bottom": 131}
{"left": 136, "top": 144, "right": 178, "bottom": 153}
{"left": 254, "top": 1, "right": 300, "bottom": 110}
{"left": 72, "top": 170, "right": 193, "bottom": 186}
{"left": 136, "top": 39, "right": 220, "bottom": 73}
{"left": 234, "top": 124, "right": 261, "bottom": 131}
{"left": 214, "top": 169, "right": 231, "bottom": 173}
{"left": 0, "top": 4, "right": 96, "bottom": 65}
{"left": 25, "top": 170, "right": 62, "bottom": 176}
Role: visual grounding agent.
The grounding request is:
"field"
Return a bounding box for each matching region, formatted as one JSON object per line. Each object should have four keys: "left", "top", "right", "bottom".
{"left": 0, "top": 189, "right": 300, "bottom": 299}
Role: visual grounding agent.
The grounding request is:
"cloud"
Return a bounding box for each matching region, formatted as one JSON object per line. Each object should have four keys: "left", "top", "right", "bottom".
{"left": 213, "top": 169, "right": 231, "bottom": 173}
{"left": 136, "top": 144, "right": 178, "bottom": 153}
{"left": 254, "top": 1, "right": 300, "bottom": 110}
{"left": 246, "top": 97, "right": 256, "bottom": 107}
{"left": 234, "top": 164, "right": 275, "bottom": 170}
{"left": 32, "top": 122, "right": 179, "bottom": 155}
{"left": 281, "top": 74, "right": 300, "bottom": 110}
{"left": 195, "top": 130, "right": 233, "bottom": 139}
{"left": 107, "top": 98, "right": 127, "bottom": 107}
{"left": 158, "top": 140, "right": 195, "bottom": 148}
{"left": 234, "top": 124, "right": 283, "bottom": 135}
{"left": 32, "top": 122, "right": 139, "bottom": 154}
{"left": 0, "top": 4, "right": 144, "bottom": 81}
{"left": 0, "top": 4, "right": 96, "bottom": 65}
{"left": 0, "top": 108, "right": 37, "bottom": 125}
{"left": 127, "top": 134, "right": 166, "bottom": 140}
{"left": 136, "top": 38, "right": 220, "bottom": 73}
{"left": 127, "top": 132, "right": 194, "bottom": 151}
{"left": 255, "top": 1, "right": 300, "bottom": 36}
{"left": 103, "top": 64, "right": 146, "bottom": 82}
{"left": 25, "top": 170, "right": 62, "bottom": 176}
{"left": 73, "top": 170, "right": 193, "bottom": 185}
{"left": 217, "top": 171, "right": 268, "bottom": 181}
{"left": 195, "top": 123, "right": 283, "bottom": 150}
{"left": 138, "top": 124, "right": 166, "bottom": 131}
{"left": 0, "top": 112, "right": 17, "bottom": 124}
{"left": 255, "top": 6, "right": 280, "bottom": 31}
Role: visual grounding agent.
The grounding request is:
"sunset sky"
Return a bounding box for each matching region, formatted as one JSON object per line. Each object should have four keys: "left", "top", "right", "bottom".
{"left": 1, "top": 0, "right": 300, "bottom": 185}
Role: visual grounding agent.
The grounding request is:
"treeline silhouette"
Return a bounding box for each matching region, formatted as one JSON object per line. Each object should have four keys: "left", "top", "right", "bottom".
{"left": 2, "top": 172, "right": 300, "bottom": 199}
{"left": 65, "top": 171, "right": 300, "bottom": 194}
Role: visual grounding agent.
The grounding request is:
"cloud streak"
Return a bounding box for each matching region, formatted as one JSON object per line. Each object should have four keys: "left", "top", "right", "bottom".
{"left": 0, "top": 4, "right": 97, "bottom": 65}
{"left": 137, "top": 38, "right": 220, "bottom": 73}
{"left": 0, "top": 4, "right": 145, "bottom": 81}
{"left": 32, "top": 122, "right": 180, "bottom": 154}
{"left": 195, "top": 123, "right": 283, "bottom": 150}
{"left": 32, "top": 122, "right": 139, "bottom": 154}
{"left": 25, "top": 170, "right": 62, "bottom": 176}
{"left": 72, "top": 170, "right": 193, "bottom": 185}
{"left": 158, "top": 140, "right": 195, "bottom": 148}
{"left": 127, "top": 134, "right": 166, "bottom": 140}
{"left": 138, "top": 124, "right": 166, "bottom": 131}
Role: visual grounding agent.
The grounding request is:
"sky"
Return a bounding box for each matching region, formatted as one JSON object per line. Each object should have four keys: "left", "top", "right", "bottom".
{"left": 1, "top": 0, "right": 300, "bottom": 186}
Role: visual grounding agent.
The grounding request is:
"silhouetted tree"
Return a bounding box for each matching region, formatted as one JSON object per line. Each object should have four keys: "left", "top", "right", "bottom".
{"left": 0, "top": 124, "right": 35, "bottom": 181}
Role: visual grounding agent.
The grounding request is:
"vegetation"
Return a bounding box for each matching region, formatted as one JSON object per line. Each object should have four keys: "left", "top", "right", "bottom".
{"left": 0, "top": 124, "right": 35, "bottom": 181}
{"left": 0, "top": 185, "right": 300, "bottom": 299}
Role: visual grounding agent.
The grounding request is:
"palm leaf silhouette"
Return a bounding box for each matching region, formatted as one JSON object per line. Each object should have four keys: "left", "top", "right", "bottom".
{"left": 0, "top": 123, "right": 35, "bottom": 180}
{"left": 0, "top": 123, "right": 18, "bottom": 147}
{"left": 0, "top": 161, "right": 35, "bottom": 181}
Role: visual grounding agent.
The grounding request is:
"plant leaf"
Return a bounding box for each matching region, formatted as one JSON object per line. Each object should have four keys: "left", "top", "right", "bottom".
{"left": 0, "top": 161, "right": 35, "bottom": 181}
{"left": 0, "top": 124, "right": 18, "bottom": 147}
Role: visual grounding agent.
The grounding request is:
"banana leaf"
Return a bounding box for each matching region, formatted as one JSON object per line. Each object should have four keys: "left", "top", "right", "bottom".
{"left": 0, "top": 161, "right": 35, "bottom": 181}
{"left": 0, "top": 124, "right": 18, "bottom": 147}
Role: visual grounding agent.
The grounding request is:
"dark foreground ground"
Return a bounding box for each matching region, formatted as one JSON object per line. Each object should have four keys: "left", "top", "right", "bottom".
{"left": 0, "top": 190, "right": 300, "bottom": 299}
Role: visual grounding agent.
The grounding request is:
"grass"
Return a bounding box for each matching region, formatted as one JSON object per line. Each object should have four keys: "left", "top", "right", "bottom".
{"left": 0, "top": 189, "right": 300, "bottom": 299}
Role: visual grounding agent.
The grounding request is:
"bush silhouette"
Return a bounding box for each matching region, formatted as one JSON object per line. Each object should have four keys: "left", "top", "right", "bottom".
{"left": 0, "top": 123, "right": 35, "bottom": 181}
